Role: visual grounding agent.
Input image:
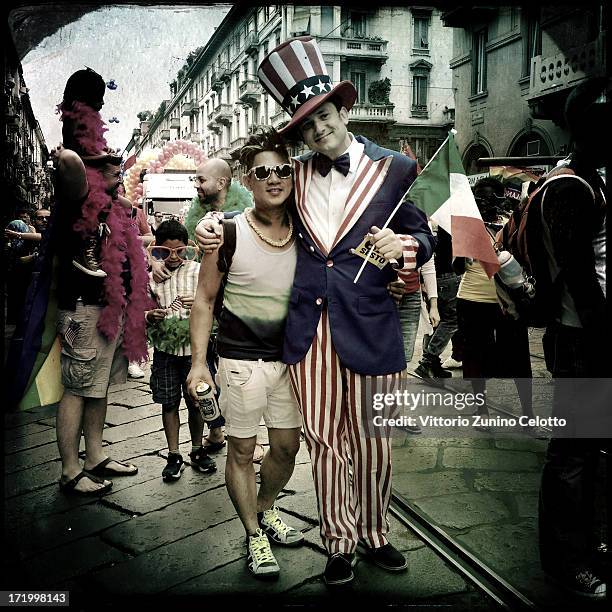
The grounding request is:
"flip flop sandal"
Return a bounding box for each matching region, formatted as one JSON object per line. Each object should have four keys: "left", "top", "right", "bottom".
{"left": 253, "top": 443, "right": 265, "bottom": 464}
{"left": 59, "top": 471, "right": 112, "bottom": 496}
{"left": 87, "top": 457, "right": 138, "bottom": 477}
{"left": 203, "top": 437, "right": 226, "bottom": 453}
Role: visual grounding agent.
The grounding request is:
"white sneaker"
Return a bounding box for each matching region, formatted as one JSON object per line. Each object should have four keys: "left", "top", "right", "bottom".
{"left": 259, "top": 506, "right": 304, "bottom": 546}
{"left": 128, "top": 363, "right": 145, "bottom": 379}
{"left": 247, "top": 528, "right": 280, "bottom": 578}
{"left": 442, "top": 356, "right": 462, "bottom": 369}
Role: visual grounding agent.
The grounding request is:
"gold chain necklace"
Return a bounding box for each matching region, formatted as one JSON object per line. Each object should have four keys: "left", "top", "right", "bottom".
{"left": 245, "top": 207, "right": 294, "bottom": 248}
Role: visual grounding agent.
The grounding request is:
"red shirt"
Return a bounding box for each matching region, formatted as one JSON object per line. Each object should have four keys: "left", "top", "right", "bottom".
{"left": 402, "top": 270, "right": 420, "bottom": 294}
{"left": 134, "top": 207, "right": 152, "bottom": 237}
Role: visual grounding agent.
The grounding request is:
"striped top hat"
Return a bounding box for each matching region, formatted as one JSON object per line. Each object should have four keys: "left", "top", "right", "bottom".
{"left": 258, "top": 36, "right": 357, "bottom": 135}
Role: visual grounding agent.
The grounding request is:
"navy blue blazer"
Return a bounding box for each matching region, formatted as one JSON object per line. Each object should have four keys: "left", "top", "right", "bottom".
{"left": 283, "top": 136, "right": 435, "bottom": 375}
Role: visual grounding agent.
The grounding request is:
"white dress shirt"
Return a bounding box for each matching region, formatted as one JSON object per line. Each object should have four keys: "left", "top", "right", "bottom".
{"left": 307, "top": 135, "right": 364, "bottom": 251}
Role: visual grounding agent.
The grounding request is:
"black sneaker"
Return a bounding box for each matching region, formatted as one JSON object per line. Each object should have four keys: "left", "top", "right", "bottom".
{"left": 72, "top": 234, "right": 107, "bottom": 278}
{"left": 357, "top": 541, "right": 407, "bottom": 572}
{"left": 189, "top": 448, "right": 217, "bottom": 473}
{"left": 415, "top": 362, "right": 452, "bottom": 379}
{"left": 431, "top": 364, "right": 453, "bottom": 378}
{"left": 162, "top": 453, "right": 185, "bottom": 481}
{"left": 547, "top": 567, "right": 606, "bottom": 599}
{"left": 324, "top": 553, "right": 356, "bottom": 586}
{"left": 259, "top": 505, "right": 304, "bottom": 546}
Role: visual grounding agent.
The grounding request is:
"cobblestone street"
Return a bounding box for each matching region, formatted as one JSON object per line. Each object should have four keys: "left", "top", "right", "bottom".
{"left": 4, "top": 329, "right": 609, "bottom": 608}
{"left": 4, "top": 363, "right": 489, "bottom": 608}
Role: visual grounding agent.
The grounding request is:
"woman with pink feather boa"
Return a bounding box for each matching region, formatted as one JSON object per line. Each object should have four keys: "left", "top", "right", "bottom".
{"left": 54, "top": 68, "right": 151, "bottom": 495}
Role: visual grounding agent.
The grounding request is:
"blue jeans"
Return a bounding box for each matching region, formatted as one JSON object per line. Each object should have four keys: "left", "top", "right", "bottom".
{"left": 398, "top": 290, "right": 421, "bottom": 363}
{"left": 422, "top": 273, "right": 459, "bottom": 364}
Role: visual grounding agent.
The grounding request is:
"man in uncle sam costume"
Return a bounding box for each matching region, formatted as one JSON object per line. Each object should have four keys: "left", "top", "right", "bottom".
{"left": 258, "top": 37, "right": 435, "bottom": 585}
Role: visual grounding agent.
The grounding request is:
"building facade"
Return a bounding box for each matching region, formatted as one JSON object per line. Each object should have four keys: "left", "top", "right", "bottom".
{"left": 442, "top": 6, "right": 606, "bottom": 174}
{"left": 3, "top": 28, "right": 53, "bottom": 218}
{"left": 126, "top": 5, "right": 454, "bottom": 171}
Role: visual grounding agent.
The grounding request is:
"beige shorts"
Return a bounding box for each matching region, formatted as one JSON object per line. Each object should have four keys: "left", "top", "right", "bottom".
{"left": 58, "top": 302, "right": 127, "bottom": 399}
{"left": 217, "top": 357, "right": 302, "bottom": 439}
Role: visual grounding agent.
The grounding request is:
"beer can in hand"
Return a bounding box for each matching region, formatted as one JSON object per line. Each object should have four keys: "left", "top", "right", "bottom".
{"left": 195, "top": 381, "right": 220, "bottom": 422}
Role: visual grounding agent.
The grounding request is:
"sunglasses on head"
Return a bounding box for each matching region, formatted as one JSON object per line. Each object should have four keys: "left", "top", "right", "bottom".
{"left": 247, "top": 163, "right": 293, "bottom": 181}
{"left": 147, "top": 245, "right": 199, "bottom": 261}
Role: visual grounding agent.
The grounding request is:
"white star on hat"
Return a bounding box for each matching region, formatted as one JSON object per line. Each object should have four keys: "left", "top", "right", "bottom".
{"left": 315, "top": 80, "right": 327, "bottom": 93}
{"left": 290, "top": 94, "right": 300, "bottom": 109}
{"left": 301, "top": 84, "right": 315, "bottom": 99}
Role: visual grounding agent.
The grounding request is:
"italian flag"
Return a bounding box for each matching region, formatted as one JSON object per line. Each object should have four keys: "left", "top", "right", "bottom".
{"left": 407, "top": 131, "right": 500, "bottom": 277}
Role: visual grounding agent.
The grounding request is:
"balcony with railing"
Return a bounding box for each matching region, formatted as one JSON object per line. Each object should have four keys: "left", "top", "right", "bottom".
{"left": 270, "top": 109, "right": 289, "bottom": 129}
{"left": 349, "top": 103, "right": 395, "bottom": 123}
{"left": 336, "top": 31, "right": 389, "bottom": 62}
{"left": 245, "top": 30, "right": 258, "bottom": 55}
{"left": 239, "top": 79, "right": 261, "bottom": 105}
{"left": 160, "top": 129, "right": 170, "bottom": 140}
{"left": 230, "top": 137, "right": 248, "bottom": 157}
{"left": 207, "top": 118, "right": 221, "bottom": 132}
{"left": 527, "top": 37, "right": 605, "bottom": 101}
{"left": 211, "top": 103, "right": 233, "bottom": 125}
{"left": 211, "top": 65, "right": 231, "bottom": 91}
{"left": 181, "top": 100, "right": 195, "bottom": 116}
{"left": 170, "top": 117, "right": 180, "bottom": 129}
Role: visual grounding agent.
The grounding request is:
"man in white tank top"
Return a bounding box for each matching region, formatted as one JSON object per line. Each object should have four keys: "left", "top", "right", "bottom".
{"left": 187, "top": 129, "right": 304, "bottom": 580}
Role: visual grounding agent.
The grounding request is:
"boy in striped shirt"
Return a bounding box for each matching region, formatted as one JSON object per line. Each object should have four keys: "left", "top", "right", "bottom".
{"left": 146, "top": 220, "right": 216, "bottom": 481}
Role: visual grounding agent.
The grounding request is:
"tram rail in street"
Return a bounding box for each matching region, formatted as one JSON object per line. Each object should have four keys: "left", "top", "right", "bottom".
{"left": 390, "top": 495, "right": 539, "bottom": 611}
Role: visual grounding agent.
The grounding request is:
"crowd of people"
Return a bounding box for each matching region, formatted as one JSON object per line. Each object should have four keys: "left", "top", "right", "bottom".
{"left": 5, "top": 38, "right": 607, "bottom": 598}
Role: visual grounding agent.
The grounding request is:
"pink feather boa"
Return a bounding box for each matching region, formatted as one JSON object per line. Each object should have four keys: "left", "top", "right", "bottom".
{"left": 60, "top": 101, "right": 152, "bottom": 362}
{"left": 58, "top": 101, "right": 108, "bottom": 156}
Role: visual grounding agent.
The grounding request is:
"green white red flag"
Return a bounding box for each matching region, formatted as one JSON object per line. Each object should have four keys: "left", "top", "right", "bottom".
{"left": 406, "top": 131, "right": 500, "bottom": 277}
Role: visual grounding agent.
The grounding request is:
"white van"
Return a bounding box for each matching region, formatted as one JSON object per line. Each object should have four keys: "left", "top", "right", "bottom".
{"left": 142, "top": 170, "right": 196, "bottom": 219}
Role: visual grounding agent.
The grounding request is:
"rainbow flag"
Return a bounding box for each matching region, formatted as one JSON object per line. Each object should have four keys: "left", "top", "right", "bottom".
{"left": 7, "top": 210, "right": 63, "bottom": 411}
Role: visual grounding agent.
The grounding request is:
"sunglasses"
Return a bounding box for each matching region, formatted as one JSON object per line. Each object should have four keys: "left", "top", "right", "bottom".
{"left": 247, "top": 163, "right": 293, "bottom": 181}
{"left": 147, "top": 245, "right": 199, "bottom": 261}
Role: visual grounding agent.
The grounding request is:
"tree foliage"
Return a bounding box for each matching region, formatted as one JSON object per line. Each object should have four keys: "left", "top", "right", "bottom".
{"left": 368, "top": 78, "right": 391, "bottom": 104}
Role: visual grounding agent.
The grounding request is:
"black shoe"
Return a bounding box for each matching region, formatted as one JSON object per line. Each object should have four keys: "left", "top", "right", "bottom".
{"left": 357, "top": 541, "right": 407, "bottom": 572}
{"left": 546, "top": 566, "right": 606, "bottom": 599}
{"left": 72, "top": 234, "right": 107, "bottom": 278}
{"left": 414, "top": 363, "right": 432, "bottom": 379}
{"left": 162, "top": 453, "right": 185, "bottom": 481}
{"left": 415, "top": 362, "right": 452, "bottom": 379}
{"left": 324, "top": 553, "right": 356, "bottom": 586}
{"left": 432, "top": 365, "right": 453, "bottom": 378}
{"left": 189, "top": 448, "right": 217, "bottom": 473}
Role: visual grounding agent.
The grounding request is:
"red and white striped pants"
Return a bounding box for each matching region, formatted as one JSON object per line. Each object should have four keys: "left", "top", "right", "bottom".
{"left": 289, "top": 309, "right": 403, "bottom": 555}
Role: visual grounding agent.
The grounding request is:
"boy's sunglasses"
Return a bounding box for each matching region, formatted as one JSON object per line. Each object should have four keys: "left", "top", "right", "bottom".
{"left": 247, "top": 163, "right": 293, "bottom": 181}
{"left": 147, "top": 245, "right": 199, "bottom": 261}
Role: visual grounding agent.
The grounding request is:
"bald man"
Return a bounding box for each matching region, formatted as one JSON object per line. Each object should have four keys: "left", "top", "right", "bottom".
{"left": 193, "top": 158, "right": 232, "bottom": 211}
{"left": 153, "top": 159, "right": 232, "bottom": 286}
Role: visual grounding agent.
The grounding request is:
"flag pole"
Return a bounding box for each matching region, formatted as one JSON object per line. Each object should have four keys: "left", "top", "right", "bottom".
{"left": 352, "top": 131, "right": 454, "bottom": 284}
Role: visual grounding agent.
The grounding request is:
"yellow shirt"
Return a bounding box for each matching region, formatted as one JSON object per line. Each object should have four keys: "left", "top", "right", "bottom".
{"left": 457, "top": 260, "right": 498, "bottom": 303}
